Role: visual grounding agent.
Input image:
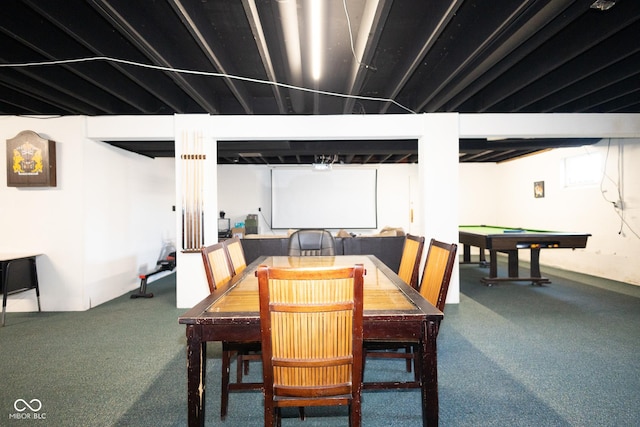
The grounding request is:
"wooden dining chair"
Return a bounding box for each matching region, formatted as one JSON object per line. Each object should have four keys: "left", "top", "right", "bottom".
{"left": 221, "top": 236, "right": 261, "bottom": 403}
{"left": 363, "top": 238, "right": 457, "bottom": 390}
{"left": 200, "top": 242, "right": 262, "bottom": 420}
{"left": 365, "top": 234, "right": 424, "bottom": 373}
{"left": 257, "top": 264, "right": 365, "bottom": 427}
{"left": 397, "top": 234, "right": 425, "bottom": 289}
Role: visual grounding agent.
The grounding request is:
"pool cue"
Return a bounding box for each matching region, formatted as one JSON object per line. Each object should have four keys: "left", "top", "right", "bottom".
{"left": 183, "top": 131, "right": 193, "bottom": 250}
{"left": 194, "top": 132, "right": 201, "bottom": 248}
{"left": 189, "top": 135, "right": 196, "bottom": 250}
{"left": 181, "top": 132, "right": 187, "bottom": 250}
{"left": 197, "top": 132, "right": 204, "bottom": 247}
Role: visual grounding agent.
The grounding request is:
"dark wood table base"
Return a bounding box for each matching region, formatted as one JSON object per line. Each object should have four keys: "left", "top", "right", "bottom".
{"left": 180, "top": 255, "right": 443, "bottom": 427}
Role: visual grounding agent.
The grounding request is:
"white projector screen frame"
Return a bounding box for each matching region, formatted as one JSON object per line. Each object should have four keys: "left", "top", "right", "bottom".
{"left": 271, "top": 167, "right": 378, "bottom": 229}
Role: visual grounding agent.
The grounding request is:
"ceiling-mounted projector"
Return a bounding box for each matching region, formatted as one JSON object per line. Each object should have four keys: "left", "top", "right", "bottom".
{"left": 312, "top": 163, "right": 332, "bottom": 171}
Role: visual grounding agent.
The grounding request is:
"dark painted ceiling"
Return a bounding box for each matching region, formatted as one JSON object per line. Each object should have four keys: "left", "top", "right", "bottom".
{"left": 1, "top": 0, "right": 637, "bottom": 163}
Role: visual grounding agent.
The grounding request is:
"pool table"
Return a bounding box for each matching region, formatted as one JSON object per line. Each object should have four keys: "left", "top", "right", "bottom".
{"left": 459, "top": 225, "right": 591, "bottom": 285}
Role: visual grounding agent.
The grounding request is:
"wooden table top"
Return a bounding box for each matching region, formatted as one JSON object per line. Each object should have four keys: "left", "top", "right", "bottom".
{"left": 208, "top": 255, "right": 414, "bottom": 313}
{"left": 180, "top": 255, "right": 441, "bottom": 324}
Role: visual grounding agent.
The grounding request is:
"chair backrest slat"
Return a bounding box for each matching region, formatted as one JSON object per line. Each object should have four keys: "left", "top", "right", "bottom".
{"left": 419, "top": 239, "right": 457, "bottom": 311}
{"left": 258, "top": 264, "right": 364, "bottom": 403}
{"left": 398, "top": 234, "right": 425, "bottom": 289}
{"left": 223, "top": 236, "right": 247, "bottom": 276}
{"left": 201, "top": 242, "right": 233, "bottom": 293}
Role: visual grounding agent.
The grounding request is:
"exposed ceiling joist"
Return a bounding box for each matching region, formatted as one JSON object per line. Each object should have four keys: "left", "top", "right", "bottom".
{"left": 1, "top": 0, "right": 636, "bottom": 162}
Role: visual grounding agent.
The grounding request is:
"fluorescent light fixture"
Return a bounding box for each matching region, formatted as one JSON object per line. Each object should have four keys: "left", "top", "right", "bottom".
{"left": 310, "top": 0, "right": 322, "bottom": 80}
{"left": 277, "top": 0, "right": 305, "bottom": 112}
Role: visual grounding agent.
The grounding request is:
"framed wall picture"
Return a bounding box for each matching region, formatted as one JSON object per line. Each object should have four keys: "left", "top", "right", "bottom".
{"left": 6, "top": 130, "right": 57, "bottom": 187}
{"left": 534, "top": 181, "right": 545, "bottom": 198}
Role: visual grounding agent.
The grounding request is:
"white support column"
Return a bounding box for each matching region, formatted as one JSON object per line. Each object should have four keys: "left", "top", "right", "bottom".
{"left": 418, "top": 113, "right": 460, "bottom": 303}
{"left": 175, "top": 114, "right": 215, "bottom": 308}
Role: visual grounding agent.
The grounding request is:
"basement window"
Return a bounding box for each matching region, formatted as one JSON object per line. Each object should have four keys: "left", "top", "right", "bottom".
{"left": 563, "top": 152, "right": 602, "bottom": 188}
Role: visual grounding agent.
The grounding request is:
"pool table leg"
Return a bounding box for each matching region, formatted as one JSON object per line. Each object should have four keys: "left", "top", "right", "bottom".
{"left": 530, "top": 248, "right": 543, "bottom": 278}
{"left": 484, "top": 248, "right": 550, "bottom": 285}
{"left": 529, "top": 248, "right": 551, "bottom": 285}
{"left": 487, "top": 250, "right": 520, "bottom": 280}
{"left": 488, "top": 250, "right": 498, "bottom": 279}
{"left": 462, "top": 244, "right": 487, "bottom": 266}
{"left": 507, "top": 250, "right": 519, "bottom": 277}
{"left": 482, "top": 250, "right": 519, "bottom": 286}
{"left": 463, "top": 244, "right": 471, "bottom": 263}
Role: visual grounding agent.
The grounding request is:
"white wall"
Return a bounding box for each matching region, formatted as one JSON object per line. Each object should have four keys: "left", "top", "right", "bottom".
{"left": 459, "top": 138, "right": 640, "bottom": 286}
{"left": 459, "top": 163, "right": 499, "bottom": 226}
{"left": 217, "top": 164, "right": 419, "bottom": 235}
{"left": 5, "top": 114, "right": 635, "bottom": 314}
{"left": 1, "top": 116, "right": 86, "bottom": 312}
{"left": 1, "top": 116, "right": 176, "bottom": 313}
{"left": 83, "top": 142, "right": 177, "bottom": 306}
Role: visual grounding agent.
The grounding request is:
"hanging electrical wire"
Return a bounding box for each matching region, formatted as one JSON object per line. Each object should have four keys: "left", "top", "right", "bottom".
{"left": 598, "top": 139, "right": 639, "bottom": 239}
{"left": 0, "top": 56, "right": 415, "bottom": 114}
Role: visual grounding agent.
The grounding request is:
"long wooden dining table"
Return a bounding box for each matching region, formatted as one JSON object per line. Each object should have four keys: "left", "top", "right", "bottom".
{"left": 178, "top": 255, "right": 444, "bottom": 426}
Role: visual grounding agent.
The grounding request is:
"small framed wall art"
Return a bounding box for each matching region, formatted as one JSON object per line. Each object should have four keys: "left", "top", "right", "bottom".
{"left": 534, "top": 181, "right": 545, "bottom": 198}
{"left": 6, "top": 130, "right": 57, "bottom": 187}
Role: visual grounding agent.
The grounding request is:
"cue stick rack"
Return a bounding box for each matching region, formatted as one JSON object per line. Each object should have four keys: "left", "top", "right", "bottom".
{"left": 181, "top": 130, "right": 205, "bottom": 252}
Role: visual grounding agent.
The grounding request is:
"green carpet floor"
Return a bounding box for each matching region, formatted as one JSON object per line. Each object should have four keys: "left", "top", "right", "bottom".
{"left": 2, "top": 262, "right": 639, "bottom": 426}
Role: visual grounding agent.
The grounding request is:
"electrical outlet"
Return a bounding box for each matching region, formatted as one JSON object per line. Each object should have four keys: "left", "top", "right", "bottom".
{"left": 258, "top": 207, "right": 261, "bottom": 212}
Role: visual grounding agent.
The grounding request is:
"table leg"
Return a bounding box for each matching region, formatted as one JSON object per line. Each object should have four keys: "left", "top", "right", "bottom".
{"left": 507, "top": 250, "right": 519, "bottom": 277}
{"left": 186, "top": 325, "right": 206, "bottom": 427}
{"left": 462, "top": 244, "right": 472, "bottom": 263}
{"left": 489, "top": 250, "right": 498, "bottom": 278}
{"left": 462, "top": 244, "right": 487, "bottom": 266}
{"left": 420, "top": 319, "right": 440, "bottom": 427}
{"left": 30, "top": 258, "right": 41, "bottom": 312}
{"left": 482, "top": 248, "right": 550, "bottom": 285}
{"left": 530, "top": 248, "right": 542, "bottom": 277}
{"left": 478, "top": 247, "right": 487, "bottom": 264}
{"left": 1, "top": 261, "right": 7, "bottom": 327}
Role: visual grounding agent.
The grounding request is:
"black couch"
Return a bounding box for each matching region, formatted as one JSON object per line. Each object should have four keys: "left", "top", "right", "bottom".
{"left": 241, "top": 235, "right": 405, "bottom": 272}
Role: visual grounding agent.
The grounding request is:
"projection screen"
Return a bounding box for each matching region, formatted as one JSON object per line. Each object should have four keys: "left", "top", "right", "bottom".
{"left": 271, "top": 168, "right": 377, "bottom": 229}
